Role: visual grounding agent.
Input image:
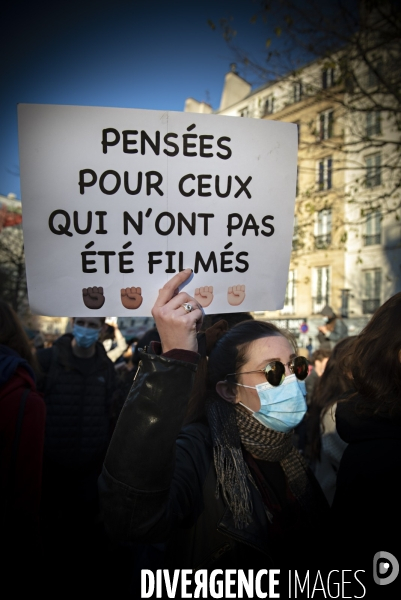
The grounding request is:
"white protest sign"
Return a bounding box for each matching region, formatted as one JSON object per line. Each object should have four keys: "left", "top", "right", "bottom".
{"left": 18, "top": 104, "right": 297, "bottom": 317}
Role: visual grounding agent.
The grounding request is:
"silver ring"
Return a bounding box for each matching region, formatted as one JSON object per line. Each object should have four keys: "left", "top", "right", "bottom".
{"left": 182, "top": 302, "right": 193, "bottom": 313}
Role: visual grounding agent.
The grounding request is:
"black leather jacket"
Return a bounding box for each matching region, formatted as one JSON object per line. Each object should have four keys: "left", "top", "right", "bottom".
{"left": 99, "top": 350, "right": 276, "bottom": 571}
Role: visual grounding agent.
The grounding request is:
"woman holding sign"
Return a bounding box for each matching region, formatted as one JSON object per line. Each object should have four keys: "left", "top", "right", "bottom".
{"left": 99, "top": 269, "right": 329, "bottom": 586}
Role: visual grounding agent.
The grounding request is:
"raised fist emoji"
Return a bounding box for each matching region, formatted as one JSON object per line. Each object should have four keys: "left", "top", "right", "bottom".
{"left": 82, "top": 286, "right": 105, "bottom": 310}
{"left": 194, "top": 286, "right": 214, "bottom": 308}
{"left": 121, "top": 287, "right": 143, "bottom": 309}
{"left": 227, "top": 285, "right": 246, "bottom": 306}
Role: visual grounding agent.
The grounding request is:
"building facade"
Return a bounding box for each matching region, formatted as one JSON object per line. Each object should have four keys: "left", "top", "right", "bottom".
{"left": 185, "top": 49, "right": 401, "bottom": 346}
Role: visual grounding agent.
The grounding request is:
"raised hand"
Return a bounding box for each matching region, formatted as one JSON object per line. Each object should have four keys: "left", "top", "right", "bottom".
{"left": 152, "top": 269, "right": 203, "bottom": 353}
{"left": 194, "top": 286, "right": 214, "bottom": 308}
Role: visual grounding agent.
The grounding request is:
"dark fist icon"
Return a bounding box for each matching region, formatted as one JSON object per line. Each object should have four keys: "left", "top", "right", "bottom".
{"left": 121, "top": 287, "right": 143, "bottom": 309}
{"left": 82, "top": 286, "right": 105, "bottom": 309}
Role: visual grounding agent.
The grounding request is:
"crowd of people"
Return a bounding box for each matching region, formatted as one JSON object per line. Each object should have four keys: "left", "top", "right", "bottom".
{"left": 1, "top": 279, "right": 400, "bottom": 596}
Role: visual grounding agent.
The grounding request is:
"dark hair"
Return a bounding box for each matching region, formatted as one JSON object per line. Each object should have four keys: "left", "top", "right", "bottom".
{"left": 202, "top": 312, "right": 254, "bottom": 331}
{"left": 73, "top": 316, "right": 106, "bottom": 325}
{"left": 99, "top": 323, "right": 115, "bottom": 342}
{"left": 207, "top": 320, "right": 296, "bottom": 390}
{"left": 351, "top": 292, "right": 401, "bottom": 416}
{"left": 0, "top": 300, "right": 40, "bottom": 374}
{"left": 305, "top": 337, "right": 356, "bottom": 461}
{"left": 311, "top": 348, "right": 332, "bottom": 364}
{"left": 184, "top": 319, "right": 294, "bottom": 426}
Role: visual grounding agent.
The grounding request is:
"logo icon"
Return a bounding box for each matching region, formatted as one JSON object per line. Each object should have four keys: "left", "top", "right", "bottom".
{"left": 373, "top": 551, "right": 399, "bottom": 585}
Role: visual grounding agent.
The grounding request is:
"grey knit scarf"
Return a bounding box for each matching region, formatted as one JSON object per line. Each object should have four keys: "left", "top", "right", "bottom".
{"left": 206, "top": 397, "right": 325, "bottom": 529}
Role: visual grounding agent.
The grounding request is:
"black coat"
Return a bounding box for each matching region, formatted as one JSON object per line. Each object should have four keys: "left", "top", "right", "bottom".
{"left": 332, "top": 396, "right": 401, "bottom": 560}
{"left": 37, "top": 334, "right": 116, "bottom": 472}
{"left": 99, "top": 349, "right": 329, "bottom": 578}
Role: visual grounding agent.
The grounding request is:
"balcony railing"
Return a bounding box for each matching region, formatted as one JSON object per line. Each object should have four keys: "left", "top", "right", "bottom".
{"left": 314, "top": 233, "right": 331, "bottom": 249}
{"left": 363, "top": 233, "right": 381, "bottom": 246}
{"left": 362, "top": 298, "right": 380, "bottom": 314}
{"left": 312, "top": 296, "right": 330, "bottom": 314}
{"left": 262, "top": 106, "right": 274, "bottom": 117}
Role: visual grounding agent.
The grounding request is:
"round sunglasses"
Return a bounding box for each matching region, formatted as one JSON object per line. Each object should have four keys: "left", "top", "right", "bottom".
{"left": 226, "top": 356, "right": 309, "bottom": 387}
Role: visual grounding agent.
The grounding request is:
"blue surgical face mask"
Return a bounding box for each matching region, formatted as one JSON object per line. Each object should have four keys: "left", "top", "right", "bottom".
{"left": 72, "top": 324, "right": 100, "bottom": 348}
{"left": 236, "top": 374, "right": 307, "bottom": 433}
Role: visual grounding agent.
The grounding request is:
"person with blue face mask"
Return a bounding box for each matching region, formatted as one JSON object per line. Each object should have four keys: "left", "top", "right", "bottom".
{"left": 35, "top": 315, "right": 117, "bottom": 592}
{"left": 72, "top": 316, "right": 102, "bottom": 353}
{"left": 223, "top": 338, "right": 308, "bottom": 433}
{"left": 100, "top": 270, "right": 330, "bottom": 585}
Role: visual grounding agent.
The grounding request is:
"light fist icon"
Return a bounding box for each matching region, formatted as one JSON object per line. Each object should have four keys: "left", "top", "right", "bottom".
{"left": 194, "top": 286, "right": 214, "bottom": 308}
{"left": 227, "top": 285, "right": 246, "bottom": 306}
{"left": 82, "top": 286, "right": 105, "bottom": 310}
{"left": 373, "top": 551, "right": 399, "bottom": 586}
{"left": 121, "top": 287, "right": 143, "bottom": 310}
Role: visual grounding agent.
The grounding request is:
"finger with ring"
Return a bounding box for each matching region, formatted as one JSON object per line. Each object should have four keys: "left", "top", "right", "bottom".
{"left": 182, "top": 302, "right": 194, "bottom": 313}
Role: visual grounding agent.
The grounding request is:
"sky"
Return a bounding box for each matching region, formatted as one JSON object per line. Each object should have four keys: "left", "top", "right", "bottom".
{"left": 1, "top": 0, "right": 274, "bottom": 200}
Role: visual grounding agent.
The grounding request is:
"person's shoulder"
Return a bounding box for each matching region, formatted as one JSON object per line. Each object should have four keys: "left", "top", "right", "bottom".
{"left": 178, "top": 422, "right": 212, "bottom": 455}
{"left": 180, "top": 421, "right": 210, "bottom": 440}
{"left": 24, "top": 386, "right": 46, "bottom": 417}
{"left": 177, "top": 422, "right": 213, "bottom": 470}
{"left": 335, "top": 318, "right": 348, "bottom": 330}
{"left": 95, "top": 342, "right": 117, "bottom": 379}
{"left": 0, "top": 369, "right": 45, "bottom": 412}
{"left": 36, "top": 335, "right": 73, "bottom": 377}
{"left": 308, "top": 368, "right": 319, "bottom": 380}
{"left": 305, "top": 368, "right": 319, "bottom": 389}
{"left": 35, "top": 346, "right": 54, "bottom": 371}
{"left": 37, "top": 334, "right": 71, "bottom": 356}
{"left": 138, "top": 328, "right": 161, "bottom": 348}
{"left": 95, "top": 340, "right": 113, "bottom": 361}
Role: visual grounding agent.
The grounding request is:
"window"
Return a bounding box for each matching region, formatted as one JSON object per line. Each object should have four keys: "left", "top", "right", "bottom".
{"left": 363, "top": 211, "right": 381, "bottom": 246}
{"left": 367, "top": 61, "right": 383, "bottom": 88}
{"left": 239, "top": 107, "right": 249, "bottom": 118}
{"left": 312, "top": 267, "right": 330, "bottom": 314}
{"left": 263, "top": 95, "right": 274, "bottom": 115}
{"left": 282, "top": 270, "right": 296, "bottom": 314}
{"left": 295, "top": 121, "right": 301, "bottom": 144}
{"left": 314, "top": 209, "right": 332, "bottom": 249}
{"left": 340, "top": 289, "right": 351, "bottom": 319}
{"left": 363, "top": 269, "right": 381, "bottom": 314}
{"left": 366, "top": 111, "right": 381, "bottom": 136}
{"left": 365, "top": 153, "right": 381, "bottom": 188}
{"left": 318, "top": 110, "right": 334, "bottom": 140}
{"left": 322, "top": 67, "right": 335, "bottom": 89}
{"left": 317, "top": 157, "right": 333, "bottom": 191}
{"left": 292, "top": 215, "right": 299, "bottom": 249}
{"left": 293, "top": 81, "right": 302, "bottom": 103}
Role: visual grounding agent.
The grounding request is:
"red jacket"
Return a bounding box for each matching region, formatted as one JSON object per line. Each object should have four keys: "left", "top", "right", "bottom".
{"left": 0, "top": 365, "right": 46, "bottom": 537}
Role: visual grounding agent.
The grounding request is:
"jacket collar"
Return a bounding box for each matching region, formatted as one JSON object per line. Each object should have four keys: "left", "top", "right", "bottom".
{"left": 53, "top": 333, "right": 109, "bottom": 374}
{"left": 0, "top": 344, "right": 36, "bottom": 386}
{"left": 336, "top": 394, "right": 401, "bottom": 444}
